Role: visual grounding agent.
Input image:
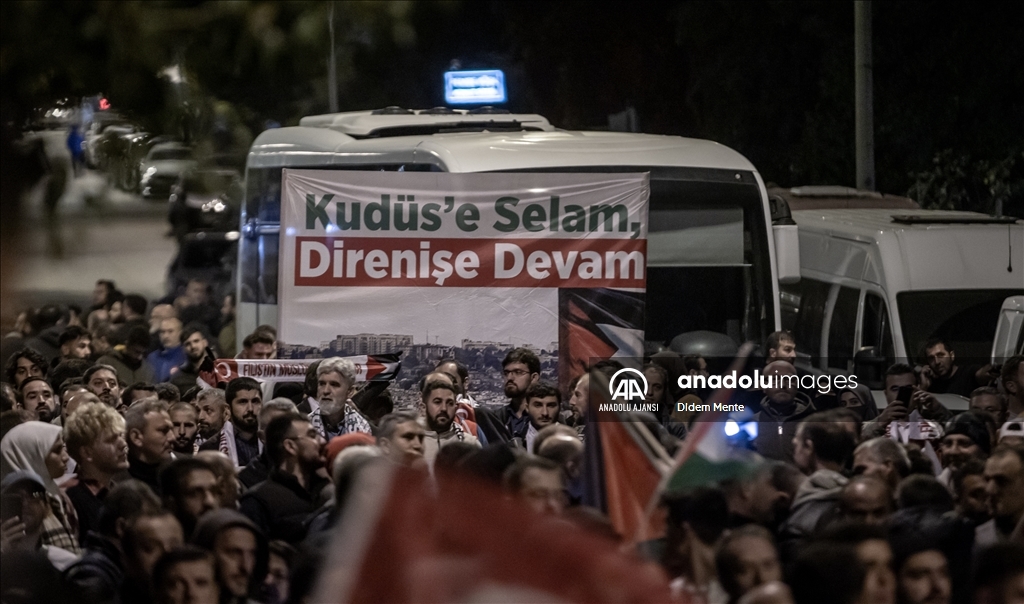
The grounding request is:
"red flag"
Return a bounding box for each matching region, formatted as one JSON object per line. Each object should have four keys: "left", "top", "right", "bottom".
{"left": 312, "top": 464, "right": 672, "bottom": 603}
{"left": 582, "top": 372, "right": 672, "bottom": 544}
{"left": 599, "top": 416, "right": 670, "bottom": 543}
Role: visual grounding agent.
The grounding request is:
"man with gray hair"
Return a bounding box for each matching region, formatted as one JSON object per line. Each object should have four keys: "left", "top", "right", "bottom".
{"left": 194, "top": 388, "right": 228, "bottom": 447}
{"left": 852, "top": 437, "right": 911, "bottom": 491}
{"left": 124, "top": 398, "right": 175, "bottom": 493}
{"left": 309, "top": 357, "right": 370, "bottom": 439}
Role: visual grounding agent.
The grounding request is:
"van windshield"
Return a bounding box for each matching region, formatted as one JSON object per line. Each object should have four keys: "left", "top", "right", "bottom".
{"left": 897, "top": 289, "right": 1023, "bottom": 362}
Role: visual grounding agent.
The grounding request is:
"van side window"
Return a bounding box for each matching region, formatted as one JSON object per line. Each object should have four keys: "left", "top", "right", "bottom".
{"left": 862, "top": 293, "right": 894, "bottom": 364}
{"left": 781, "top": 279, "right": 830, "bottom": 367}
{"left": 828, "top": 286, "right": 859, "bottom": 371}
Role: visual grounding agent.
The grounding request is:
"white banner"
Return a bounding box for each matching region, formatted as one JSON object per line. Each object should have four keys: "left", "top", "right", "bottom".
{"left": 278, "top": 171, "right": 649, "bottom": 405}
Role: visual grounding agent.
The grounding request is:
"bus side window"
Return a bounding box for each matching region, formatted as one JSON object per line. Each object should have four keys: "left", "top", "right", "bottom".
{"left": 828, "top": 286, "right": 859, "bottom": 371}
{"left": 862, "top": 292, "right": 894, "bottom": 364}
{"left": 781, "top": 278, "right": 829, "bottom": 368}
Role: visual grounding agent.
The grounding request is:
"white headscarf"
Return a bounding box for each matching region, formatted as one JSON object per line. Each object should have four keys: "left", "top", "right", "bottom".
{"left": 1, "top": 421, "right": 63, "bottom": 497}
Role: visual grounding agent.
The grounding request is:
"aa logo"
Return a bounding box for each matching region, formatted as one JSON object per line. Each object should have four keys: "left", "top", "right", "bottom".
{"left": 608, "top": 368, "right": 648, "bottom": 401}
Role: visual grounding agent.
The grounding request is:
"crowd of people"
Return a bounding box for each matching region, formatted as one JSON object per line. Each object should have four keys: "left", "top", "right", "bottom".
{"left": 1, "top": 279, "right": 1023, "bottom": 604}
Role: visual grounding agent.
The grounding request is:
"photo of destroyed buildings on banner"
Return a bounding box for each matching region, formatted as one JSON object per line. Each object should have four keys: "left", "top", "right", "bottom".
{"left": 277, "top": 331, "right": 557, "bottom": 409}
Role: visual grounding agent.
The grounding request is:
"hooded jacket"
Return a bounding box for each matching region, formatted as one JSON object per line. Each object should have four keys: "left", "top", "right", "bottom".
{"left": 753, "top": 391, "right": 816, "bottom": 462}
{"left": 25, "top": 325, "right": 62, "bottom": 364}
{"left": 191, "top": 509, "right": 268, "bottom": 599}
{"left": 779, "top": 469, "right": 848, "bottom": 542}
{"left": 63, "top": 532, "right": 124, "bottom": 604}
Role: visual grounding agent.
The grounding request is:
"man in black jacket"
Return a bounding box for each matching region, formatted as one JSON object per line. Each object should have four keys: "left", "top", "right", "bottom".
{"left": 64, "top": 401, "right": 131, "bottom": 541}
{"left": 124, "top": 399, "right": 175, "bottom": 493}
{"left": 477, "top": 348, "right": 540, "bottom": 445}
{"left": 238, "top": 398, "right": 298, "bottom": 489}
{"left": 753, "top": 361, "right": 817, "bottom": 462}
{"left": 238, "top": 413, "right": 328, "bottom": 544}
{"left": 63, "top": 480, "right": 162, "bottom": 604}
{"left": 170, "top": 323, "right": 216, "bottom": 393}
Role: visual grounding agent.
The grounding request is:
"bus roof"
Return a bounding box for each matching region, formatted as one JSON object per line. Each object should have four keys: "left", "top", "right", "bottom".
{"left": 248, "top": 114, "right": 757, "bottom": 173}
{"left": 298, "top": 109, "right": 555, "bottom": 136}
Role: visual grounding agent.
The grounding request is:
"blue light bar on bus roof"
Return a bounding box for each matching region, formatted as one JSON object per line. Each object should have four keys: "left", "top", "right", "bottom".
{"left": 444, "top": 69, "right": 506, "bottom": 105}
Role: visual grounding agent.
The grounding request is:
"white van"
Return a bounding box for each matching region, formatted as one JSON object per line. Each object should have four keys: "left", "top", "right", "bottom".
{"left": 780, "top": 208, "right": 1024, "bottom": 404}
{"left": 237, "top": 107, "right": 798, "bottom": 354}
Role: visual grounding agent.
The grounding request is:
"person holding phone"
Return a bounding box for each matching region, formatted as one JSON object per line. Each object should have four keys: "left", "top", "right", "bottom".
{"left": 862, "top": 364, "right": 952, "bottom": 440}
{"left": 0, "top": 470, "right": 79, "bottom": 570}
{"left": 920, "top": 338, "right": 995, "bottom": 398}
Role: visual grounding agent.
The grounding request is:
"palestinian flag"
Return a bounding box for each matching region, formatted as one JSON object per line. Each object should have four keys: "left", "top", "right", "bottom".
{"left": 662, "top": 412, "right": 753, "bottom": 493}
{"left": 558, "top": 287, "right": 645, "bottom": 394}
{"left": 658, "top": 346, "right": 757, "bottom": 496}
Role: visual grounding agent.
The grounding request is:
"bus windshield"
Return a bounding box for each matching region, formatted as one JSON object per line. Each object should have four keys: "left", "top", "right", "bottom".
{"left": 642, "top": 172, "right": 772, "bottom": 349}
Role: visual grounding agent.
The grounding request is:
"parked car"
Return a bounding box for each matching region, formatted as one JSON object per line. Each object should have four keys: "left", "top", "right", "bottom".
{"left": 106, "top": 131, "right": 154, "bottom": 192}
{"left": 84, "top": 119, "right": 134, "bottom": 169}
{"left": 168, "top": 166, "right": 243, "bottom": 240}
{"left": 140, "top": 142, "right": 195, "bottom": 199}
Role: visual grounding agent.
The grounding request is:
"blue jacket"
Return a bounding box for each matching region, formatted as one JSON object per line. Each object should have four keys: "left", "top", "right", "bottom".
{"left": 146, "top": 345, "right": 186, "bottom": 382}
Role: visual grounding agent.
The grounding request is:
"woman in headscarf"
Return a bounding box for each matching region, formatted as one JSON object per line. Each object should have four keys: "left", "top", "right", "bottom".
{"left": 838, "top": 385, "right": 880, "bottom": 421}
{"left": 1, "top": 420, "right": 80, "bottom": 553}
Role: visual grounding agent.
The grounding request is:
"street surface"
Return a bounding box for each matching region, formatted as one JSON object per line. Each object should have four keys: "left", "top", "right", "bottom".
{"left": 7, "top": 130, "right": 177, "bottom": 312}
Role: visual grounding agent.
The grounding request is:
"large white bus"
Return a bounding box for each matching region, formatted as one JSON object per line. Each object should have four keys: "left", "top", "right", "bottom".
{"left": 237, "top": 107, "right": 795, "bottom": 356}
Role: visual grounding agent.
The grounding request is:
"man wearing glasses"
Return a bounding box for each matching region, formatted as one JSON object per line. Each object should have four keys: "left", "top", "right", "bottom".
{"left": 497, "top": 348, "right": 541, "bottom": 445}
